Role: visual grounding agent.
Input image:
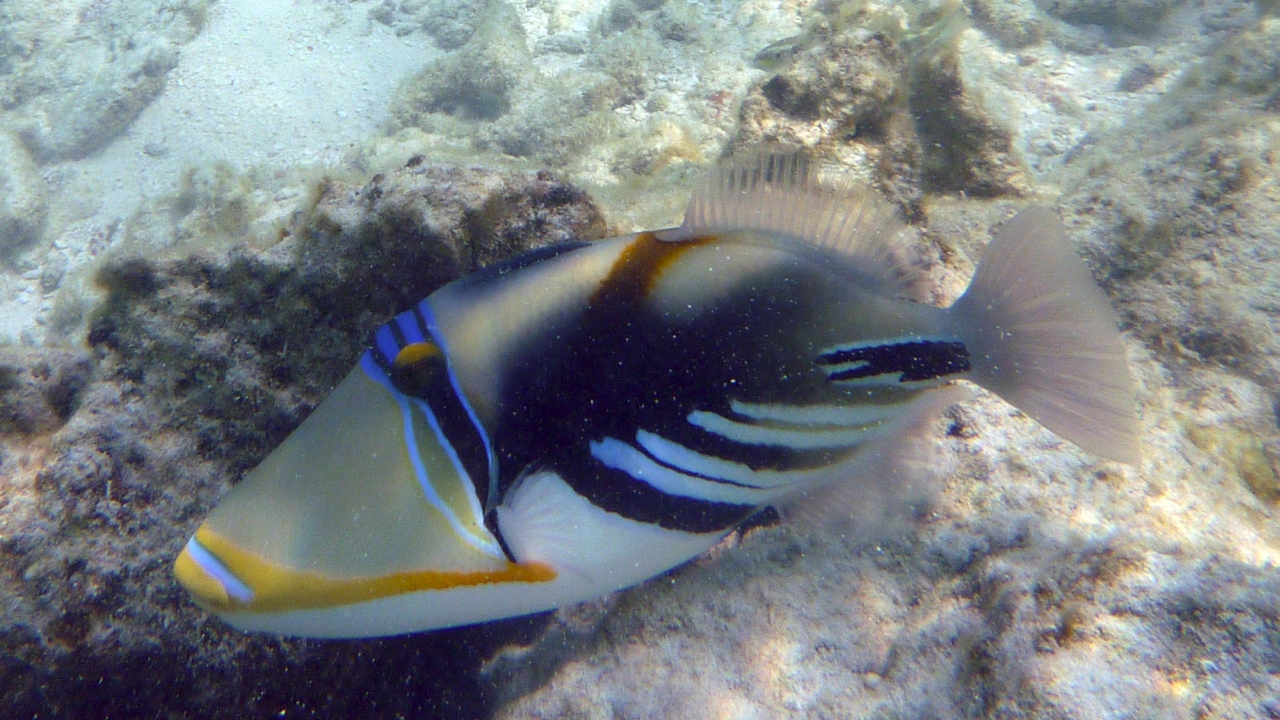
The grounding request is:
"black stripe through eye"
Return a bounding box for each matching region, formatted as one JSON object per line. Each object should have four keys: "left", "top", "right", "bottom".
{"left": 387, "top": 319, "right": 408, "bottom": 350}
{"left": 817, "top": 340, "right": 971, "bottom": 382}
{"left": 411, "top": 305, "right": 432, "bottom": 340}
{"left": 391, "top": 352, "right": 492, "bottom": 510}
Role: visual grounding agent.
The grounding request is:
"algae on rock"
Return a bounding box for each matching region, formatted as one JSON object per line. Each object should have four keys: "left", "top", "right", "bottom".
{"left": 909, "top": 49, "right": 1030, "bottom": 198}
{"left": 1033, "top": 0, "right": 1182, "bottom": 36}
{"left": 2, "top": 0, "right": 209, "bottom": 163}
{"left": 736, "top": 3, "right": 1029, "bottom": 217}
{"left": 1, "top": 162, "right": 604, "bottom": 719}
{"left": 0, "top": 128, "right": 47, "bottom": 256}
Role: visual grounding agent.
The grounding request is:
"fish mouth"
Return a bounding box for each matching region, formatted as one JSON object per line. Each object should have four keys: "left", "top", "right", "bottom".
{"left": 174, "top": 525, "right": 560, "bottom": 616}
{"left": 173, "top": 530, "right": 254, "bottom": 612}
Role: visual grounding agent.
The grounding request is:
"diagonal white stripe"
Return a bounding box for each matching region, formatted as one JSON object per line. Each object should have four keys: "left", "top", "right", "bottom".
{"left": 409, "top": 397, "right": 502, "bottom": 557}
{"left": 729, "top": 399, "right": 899, "bottom": 427}
{"left": 688, "top": 410, "right": 881, "bottom": 449}
{"left": 360, "top": 354, "right": 503, "bottom": 559}
{"left": 590, "top": 437, "right": 769, "bottom": 505}
{"left": 636, "top": 430, "right": 824, "bottom": 490}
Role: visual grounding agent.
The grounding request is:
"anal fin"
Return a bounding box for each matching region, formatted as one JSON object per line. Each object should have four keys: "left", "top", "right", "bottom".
{"left": 777, "top": 385, "right": 970, "bottom": 535}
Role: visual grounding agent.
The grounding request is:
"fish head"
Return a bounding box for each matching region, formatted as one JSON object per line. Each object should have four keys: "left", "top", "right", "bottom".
{"left": 172, "top": 349, "right": 538, "bottom": 637}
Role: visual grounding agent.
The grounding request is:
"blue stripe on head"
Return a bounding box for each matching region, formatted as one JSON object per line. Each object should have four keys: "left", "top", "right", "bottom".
{"left": 357, "top": 350, "right": 502, "bottom": 558}
{"left": 375, "top": 325, "right": 400, "bottom": 365}
{"left": 184, "top": 537, "right": 254, "bottom": 603}
{"left": 395, "top": 310, "right": 427, "bottom": 346}
{"left": 359, "top": 350, "right": 395, "bottom": 392}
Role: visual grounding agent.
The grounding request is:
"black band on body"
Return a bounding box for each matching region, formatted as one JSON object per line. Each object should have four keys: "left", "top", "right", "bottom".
{"left": 818, "top": 340, "right": 970, "bottom": 382}
{"left": 558, "top": 455, "right": 756, "bottom": 534}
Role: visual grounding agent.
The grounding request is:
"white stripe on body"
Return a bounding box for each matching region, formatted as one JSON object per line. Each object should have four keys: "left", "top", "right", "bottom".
{"left": 590, "top": 437, "right": 771, "bottom": 506}
{"left": 635, "top": 430, "right": 856, "bottom": 491}
{"left": 687, "top": 410, "right": 883, "bottom": 449}
{"left": 728, "top": 399, "right": 900, "bottom": 427}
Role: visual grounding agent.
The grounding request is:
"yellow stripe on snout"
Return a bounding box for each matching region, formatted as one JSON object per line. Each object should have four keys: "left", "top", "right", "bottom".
{"left": 180, "top": 526, "right": 556, "bottom": 614}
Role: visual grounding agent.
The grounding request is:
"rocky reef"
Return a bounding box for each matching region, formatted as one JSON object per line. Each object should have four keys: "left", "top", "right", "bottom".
{"left": 0, "top": 162, "right": 603, "bottom": 718}
{"left": 0, "top": 0, "right": 1278, "bottom": 718}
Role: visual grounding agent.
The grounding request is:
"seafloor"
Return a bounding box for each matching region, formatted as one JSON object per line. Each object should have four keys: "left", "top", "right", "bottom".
{"left": 0, "top": 0, "right": 1278, "bottom": 718}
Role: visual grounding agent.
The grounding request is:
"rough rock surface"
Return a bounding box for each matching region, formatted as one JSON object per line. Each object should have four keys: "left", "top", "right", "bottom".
{"left": 379, "top": 0, "right": 786, "bottom": 199}
{"left": 22, "top": 42, "right": 179, "bottom": 163}
{"left": 909, "top": 49, "right": 1031, "bottom": 199}
{"left": 0, "top": 162, "right": 604, "bottom": 719}
{"left": 736, "top": 26, "right": 924, "bottom": 215}
{"left": 736, "top": 7, "right": 1029, "bottom": 220}
{"left": 488, "top": 5, "right": 1280, "bottom": 719}
{"left": 2, "top": 0, "right": 209, "bottom": 162}
{"left": 0, "top": 128, "right": 46, "bottom": 256}
{"left": 1033, "top": 0, "right": 1180, "bottom": 36}
{"left": 2, "top": 0, "right": 1279, "bottom": 718}
{"left": 1059, "top": 18, "right": 1280, "bottom": 393}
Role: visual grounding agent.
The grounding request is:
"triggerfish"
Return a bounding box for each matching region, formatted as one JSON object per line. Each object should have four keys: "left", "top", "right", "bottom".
{"left": 174, "top": 153, "right": 1139, "bottom": 638}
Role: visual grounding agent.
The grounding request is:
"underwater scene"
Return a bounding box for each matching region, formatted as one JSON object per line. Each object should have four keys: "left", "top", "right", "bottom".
{"left": 1, "top": 0, "right": 1278, "bottom": 717}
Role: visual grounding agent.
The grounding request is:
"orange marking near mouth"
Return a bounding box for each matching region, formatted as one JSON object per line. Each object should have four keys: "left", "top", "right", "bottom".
{"left": 179, "top": 527, "right": 556, "bottom": 614}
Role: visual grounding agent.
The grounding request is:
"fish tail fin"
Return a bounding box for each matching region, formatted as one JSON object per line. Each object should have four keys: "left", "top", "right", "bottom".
{"left": 949, "top": 206, "right": 1141, "bottom": 464}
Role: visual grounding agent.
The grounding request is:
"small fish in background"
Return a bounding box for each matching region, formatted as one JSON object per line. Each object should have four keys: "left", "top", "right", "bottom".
{"left": 174, "top": 153, "right": 1140, "bottom": 638}
{"left": 753, "top": 33, "right": 808, "bottom": 71}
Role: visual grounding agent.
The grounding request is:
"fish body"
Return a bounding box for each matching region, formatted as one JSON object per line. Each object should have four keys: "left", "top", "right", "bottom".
{"left": 175, "top": 155, "right": 1140, "bottom": 638}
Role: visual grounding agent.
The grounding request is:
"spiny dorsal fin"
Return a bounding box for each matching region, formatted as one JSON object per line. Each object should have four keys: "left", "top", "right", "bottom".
{"left": 668, "top": 152, "right": 928, "bottom": 301}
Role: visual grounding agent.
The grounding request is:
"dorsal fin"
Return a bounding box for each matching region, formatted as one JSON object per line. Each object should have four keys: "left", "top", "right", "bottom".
{"left": 665, "top": 152, "right": 928, "bottom": 301}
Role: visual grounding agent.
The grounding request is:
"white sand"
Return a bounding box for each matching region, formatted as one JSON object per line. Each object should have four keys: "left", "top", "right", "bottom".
{"left": 2, "top": 0, "right": 433, "bottom": 343}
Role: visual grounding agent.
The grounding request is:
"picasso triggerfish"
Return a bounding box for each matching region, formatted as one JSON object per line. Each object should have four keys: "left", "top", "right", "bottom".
{"left": 174, "top": 153, "right": 1139, "bottom": 638}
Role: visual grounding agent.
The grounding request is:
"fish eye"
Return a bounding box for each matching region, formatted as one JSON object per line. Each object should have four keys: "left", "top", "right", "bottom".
{"left": 390, "top": 341, "right": 446, "bottom": 397}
